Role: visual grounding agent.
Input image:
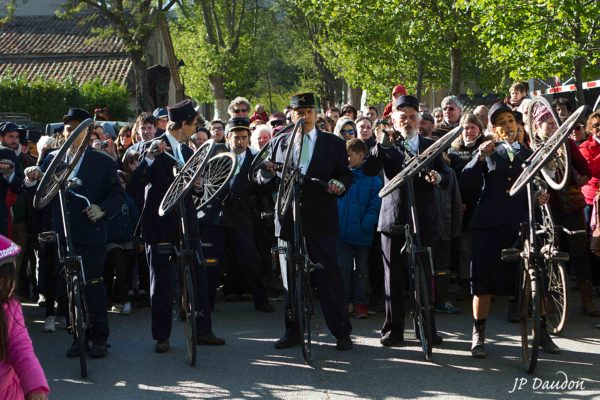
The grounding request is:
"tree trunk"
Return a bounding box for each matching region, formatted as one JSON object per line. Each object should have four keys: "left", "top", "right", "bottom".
{"left": 416, "top": 63, "right": 424, "bottom": 101}
{"left": 131, "top": 55, "right": 154, "bottom": 112}
{"left": 209, "top": 73, "right": 228, "bottom": 120}
{"left": 573, "top": 56, "right": 585, "bottom": 106}
{"left": 347, "top": 86, "right": 362, "bottom": 107}
{"left": 449, "top": 47, "right": 462, "bottom": 95}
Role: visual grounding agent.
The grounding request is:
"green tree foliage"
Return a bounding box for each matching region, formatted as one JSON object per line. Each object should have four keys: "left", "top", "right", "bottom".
{"left": 0, "top": 74, "right": 130, "bottom": 123}
{"left": 462, "top": 0, "right": 600, "bottom": 103}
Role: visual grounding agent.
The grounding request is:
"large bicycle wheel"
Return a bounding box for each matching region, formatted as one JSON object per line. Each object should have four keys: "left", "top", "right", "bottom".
{"left": 414, "top": 257, "right": 433, "bottom": 362}
{"left": 510, "top": 106, "right": 589, "bottom": 196}
{"left": 545, "top": 261, "right": 568, "bottom": 335}
{"left": 295, "top": 267, "right": 313, "bottom": 364}
{"left": 379, "top": 126, "right": 463, "bottom": 198}
{"left": 72, "top": 277, "right": 88, "bottom": 378}
{"left": 34, "top": 118, "right": 93, "bottom": 209}
{"left": 194, "top": 152, "right": 237, "bottom": 212}
{"left": 275, "top": 120, "right": 304, "bottom": 219}
{"left": 181, "top": 264, "right": 197, "bottom": 366}
{"left": 159, "top": 140, "right": 215, "bottom": 216}
{"left": 519, "top": 246, "right": 540, "bottom": 374}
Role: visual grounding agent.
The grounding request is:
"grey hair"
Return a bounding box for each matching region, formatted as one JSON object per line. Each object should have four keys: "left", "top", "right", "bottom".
{"left": 227, "top": 97, "right": 251, "bottom": 116}
{"left": 441, "top": 96, "right": 463, "bottom": 110}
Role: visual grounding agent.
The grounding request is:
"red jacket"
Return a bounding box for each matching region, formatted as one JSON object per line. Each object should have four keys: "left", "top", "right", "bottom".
{"left": 579, "top": 135, "right": 600, "bottom": 204}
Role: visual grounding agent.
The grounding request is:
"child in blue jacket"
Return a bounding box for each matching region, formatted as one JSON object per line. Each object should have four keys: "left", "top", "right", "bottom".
{"left": 338, "top": 139, "right": 382, "bottom": 318}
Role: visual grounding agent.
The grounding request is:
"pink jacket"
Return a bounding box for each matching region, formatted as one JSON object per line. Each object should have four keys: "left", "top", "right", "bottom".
{"left": 0, "top": 298, "right": 49, "bottom": 399}
{"left": 579, "top": 135, "right": 600, "bottom": 205}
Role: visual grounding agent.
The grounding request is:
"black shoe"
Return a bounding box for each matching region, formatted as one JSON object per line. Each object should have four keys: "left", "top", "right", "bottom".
{"left": 336, "top": 336, "right": 353, "bottom": 351}
{"left": 471, "top": 322, "right": 487, "bottom": 358}
{"left": 274, "top": 335, "right": 300, "bottom": 349}
{"left": 197, "top": 332, "right": 226, "bottom": 345}
{"left": 255, "top": 301, "right": 276, "bottom": 313}
{"left": 380, "top": 335, "right": 404, "bottom": 347}
{"left": 540, "top": 329, "right": 560, "bottom": 354}
{"left": 432, "top": 333, "right": 444, "bottom": 346}
{"left": 507, "top": 299, "right": 520, "bottom": 323}
{"left": 88, "top": 342, "right": 108, "bottom": 358}
{"left": 66, "top": 341, "right": 89, "bottom": 358}
{"left": 154, "top": 339, "right": 170, "bottom": 353}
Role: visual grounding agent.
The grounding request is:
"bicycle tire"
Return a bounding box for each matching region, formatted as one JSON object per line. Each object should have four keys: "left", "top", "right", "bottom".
{"left": 379, "top": 126, "right": 463, "bottom": 198}
{"left": 181, "top": 264, "right": 197, "bottom": 366}
{"left": 414, "top": 257, "right": 433, "bottom": 361}
{"left": 519, "top": 244, "right": 540, "bottom": 374}
{"left": 72, "top": 277, "right": 88, "bottom": 378}
{"left": 34, "top": 119, "right": 93, "bottom": 209}
{"left": 159, "top": 140, "right": 215, "bottom": 216}
{"left": 545, "top": 261, "right": 568, "bottom": 335}
{"left": 193, "top": 152, "right": 237, "bottom": 213}
{"left": 276, "top": 119, "right": 304, "bottom": 219}
{"left": 295, "top": 267, "right": 313, "bottom": 364}
{"left": 510, "top": 106, "right": 589, "bottom": 196}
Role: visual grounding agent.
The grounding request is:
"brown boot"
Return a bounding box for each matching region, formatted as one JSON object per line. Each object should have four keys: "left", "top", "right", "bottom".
{"left": 579, "top": 280, "right": 600, "bottom": 317}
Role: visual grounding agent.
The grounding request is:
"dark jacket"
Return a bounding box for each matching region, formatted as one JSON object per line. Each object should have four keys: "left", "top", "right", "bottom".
{"left": 107, "top": 193, "right": 139, "bottom": 244}
{"left": 337, "top": 166, "right": 382, "bottom": 246}
{"left": 0, "top": 146, "right": 24, "bottom": 236}
{"left": 363, "top": 135, "right": 449, "bottom": 235}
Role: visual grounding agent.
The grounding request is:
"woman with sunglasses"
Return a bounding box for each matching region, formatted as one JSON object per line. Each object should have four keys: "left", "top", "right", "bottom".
{"left": 333, "top": 117, "right": 357, "bottom": 141}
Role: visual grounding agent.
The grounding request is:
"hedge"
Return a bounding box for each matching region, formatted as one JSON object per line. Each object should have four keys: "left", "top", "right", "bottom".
{"left": 0, "top": 74, "right": 131, "bottom": 124}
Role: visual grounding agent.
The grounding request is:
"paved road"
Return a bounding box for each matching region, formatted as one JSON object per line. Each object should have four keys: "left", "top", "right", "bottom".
{"left": 25, "top": 295, "right": 600, "bottom": 399}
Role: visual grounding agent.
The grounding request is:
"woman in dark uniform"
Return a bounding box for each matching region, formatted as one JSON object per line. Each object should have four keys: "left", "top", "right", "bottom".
{"left": 460, "top": 102, "right": 558, "bottom": 358}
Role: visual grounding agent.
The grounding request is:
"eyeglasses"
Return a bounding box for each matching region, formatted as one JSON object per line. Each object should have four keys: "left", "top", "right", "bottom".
{"left": 270, "top": 120, "right": 284, "bottom": 127}
{"left": 340, "top": 129, "right": 355, "bottom": 136}
{"left": 443, "top": 107, "right": 456, "bottom": 111}
{"left": 210, "top": 126, "right": 224, "bottom": 132}
{"left": 233, "top": 108, "right": 248, "bottom": 113}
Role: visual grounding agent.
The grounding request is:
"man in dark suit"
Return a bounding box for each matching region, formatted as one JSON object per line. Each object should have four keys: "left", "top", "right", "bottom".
{"left": 25, "top": 107, "right": 124, "bottom": 358}
{"left": 130, "top": 99, "right": 224, "bottom": 353}
{"left": 259, "top": 92, "right": 354, "bottom": 351}
{"left": 363, "top": 95, "right": 446, "bottom": 348}
{"left": 199, "top": 117, "right": 275, "bottom": 312}
{"left": 0, "top": 122, "right": 25, "bottom": 237}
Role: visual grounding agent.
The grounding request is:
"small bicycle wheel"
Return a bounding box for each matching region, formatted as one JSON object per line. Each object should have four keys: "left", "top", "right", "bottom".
{"left": 249, "top": 140, "right": 273, "bottom": 184}
{"left": 34, "top": 119, "right": 93, "bottom": 209}
{"left": 181, "top": 264, "right": 197, "bottom": 366}
{"left": 379, "top": 126, "right": 463, "bottom": 198}
{"left": 194, "top": 152, "right": 237, "bottom": 212}
{"left": 276, "top": 120, "right": 304, "bottom": 219}
{"left": 414, "top": 257, "right": 433, "bottom": 362}
{"left": 295, "top": 267, "right": 313, "bottom": 364}
{"left": 544, "top": 261, "right": 568, "bottom": 335}
{"left": 159, "top": 140, "right": 215, "bottom": 216}
{"left": 72, "top": 277, "right": 88, "bottom": 378}
{"left": 510, "top": 105, "right": 589, "bottom": 196}
{"left": 519, "top": 245, "right": 540, "bottom": 374}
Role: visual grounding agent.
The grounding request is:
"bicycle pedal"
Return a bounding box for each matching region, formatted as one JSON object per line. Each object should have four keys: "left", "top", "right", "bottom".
{"left": 550, "top": 251, "right": 570, "bottom": 262}
{"left": 501, "top": 248, "right": 521, "bottom": 261}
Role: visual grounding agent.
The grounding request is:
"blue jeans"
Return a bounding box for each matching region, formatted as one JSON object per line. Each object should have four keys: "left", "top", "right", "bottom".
{"left": 337, "top": 242, "right": 369, "bottom": 305}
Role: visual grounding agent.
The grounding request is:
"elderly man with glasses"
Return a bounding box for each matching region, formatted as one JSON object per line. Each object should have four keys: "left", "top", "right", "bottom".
{"left": 433, "top": 95, "right": 463, "bottom": 137}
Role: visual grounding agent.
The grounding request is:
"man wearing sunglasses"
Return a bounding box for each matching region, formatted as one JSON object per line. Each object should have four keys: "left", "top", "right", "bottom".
{"left": 227, "top": 97, "right": 251, "bottom": 119}
{"left": 433, "top": 95, "right": 463, "bottom": 137}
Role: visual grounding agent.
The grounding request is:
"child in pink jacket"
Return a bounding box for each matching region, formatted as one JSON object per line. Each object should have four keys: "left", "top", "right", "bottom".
{"left": 0, "top": 235, "right": 49, "bottom": 400}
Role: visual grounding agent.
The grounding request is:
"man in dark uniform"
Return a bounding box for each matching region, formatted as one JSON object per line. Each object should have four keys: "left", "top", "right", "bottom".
{"left": 0, "top": 122, "right": 25, "bottom": 237}
{"left": 199, "top": 117, "right": 275, "bottom": 312}
{"left": 363, "top": 95, "right": 446, "bottom": 347}
{"left": 25, "top": 107, "right": 124, "bottom": 358}
{"left": 131, "top": 99, "right": 224, "bottom": 353}
{"left": 259, "top": 93, "right": 353, "bottom": 351}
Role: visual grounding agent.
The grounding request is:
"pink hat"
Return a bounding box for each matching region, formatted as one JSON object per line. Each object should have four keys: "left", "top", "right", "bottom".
{"left": 0, "top": 235, "right": 20, "bottom": 264}
{"left": 533, "top": 105, "right": 552, "bottom": 125}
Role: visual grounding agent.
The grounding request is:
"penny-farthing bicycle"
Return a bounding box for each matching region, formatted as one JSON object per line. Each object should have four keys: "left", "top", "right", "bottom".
{"left": 507, "top": 105, "right": 590, "bottom": 373}
{"left": 378, "top": 126, "right": 463, "bottom": 361}
{"left": 33, "top": 118, "right": 93, "bottom": 378}
{"left": 158, "top": 139, "right": 228, "bottom": 366}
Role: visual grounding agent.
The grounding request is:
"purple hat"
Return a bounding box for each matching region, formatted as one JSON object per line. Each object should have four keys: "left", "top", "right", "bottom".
{"left": 533, "top": 106, "right": 553, "bottom": 125}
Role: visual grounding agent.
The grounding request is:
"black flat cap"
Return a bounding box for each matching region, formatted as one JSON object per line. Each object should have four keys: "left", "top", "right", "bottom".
{"left": 421, "top": 112, "right": 435, "bottom": 123}
{"left": 394, "top": 95, "right": 419, "bottom": 111}
{"left": 226, "top": 117, "right": 251, "bottom": 133}
{"left": 488, "top": 102, "right": 514, "bottom": 125}
{"left": 168, "top": 99, "right": 196, "bottom": 124}
{"left": 290, "top": 93, "right": 316, "bottom": 109}
{"left": 0, "top": 122, "right": 19, "bottom": 135}
{"left": 65, "top": 108, "right": 92, "bottom": 122}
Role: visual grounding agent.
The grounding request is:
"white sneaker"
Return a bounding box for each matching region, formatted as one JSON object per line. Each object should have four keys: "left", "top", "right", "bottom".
{"left": 121, "top": 302, "right": 132, "bottom": 316}
{"left": 43, "top": 315, "right": 56, "bottom": 332}
{"left": 111, "top": 303, "right": 123, "bottom": 313}
{"left": 37, "top": 294, "right": 46, "bottom": 307}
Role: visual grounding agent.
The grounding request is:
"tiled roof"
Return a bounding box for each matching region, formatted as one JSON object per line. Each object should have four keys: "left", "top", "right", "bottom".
{"left": 0, "top": 15, "right": 132, "bottom": 86}
{"left": 0, "top": 15, "right": 126, "bottom": 55}
{"left": 0, "top": 55, "right": 132, "bottom": 86}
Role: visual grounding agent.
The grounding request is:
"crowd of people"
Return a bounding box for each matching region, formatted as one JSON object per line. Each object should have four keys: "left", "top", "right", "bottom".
{"left": 0, "top": 81, "right": 600, "bottom": 397}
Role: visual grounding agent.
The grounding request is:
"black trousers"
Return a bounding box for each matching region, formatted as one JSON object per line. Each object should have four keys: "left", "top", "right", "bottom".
{"left": 284, "top": 236, "right": 351, "bottom": 340}
{"left": 380, "top": 232, "right": 437, "bottom": 340}
{"left": 146, "top": 240, "right": 212, "bottom": 342}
